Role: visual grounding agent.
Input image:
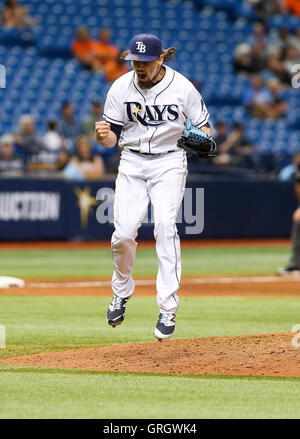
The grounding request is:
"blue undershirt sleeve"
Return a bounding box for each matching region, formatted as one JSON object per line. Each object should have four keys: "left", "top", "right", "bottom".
{"left": 110, "top": 122, "right": 123, "bottom": 141}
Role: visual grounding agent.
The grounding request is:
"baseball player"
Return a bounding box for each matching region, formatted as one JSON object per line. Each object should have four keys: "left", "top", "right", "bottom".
{"left": 278, "top": 164, "right": 300, "bottom": 275}
{"left": 95, "top": 33, "right": 212, "bottom": 340}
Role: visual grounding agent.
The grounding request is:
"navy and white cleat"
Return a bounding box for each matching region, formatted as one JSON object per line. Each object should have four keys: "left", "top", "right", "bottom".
{"left": 107, "top": 294, "right": 128, "bottom": 327}
{"left": 154, "top": 312, "right": 176, "bottom": 340}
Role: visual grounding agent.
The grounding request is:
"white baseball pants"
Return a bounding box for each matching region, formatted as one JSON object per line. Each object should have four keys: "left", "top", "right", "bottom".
{"left": 111, "top": 149, "right": 188, "bottom": 313}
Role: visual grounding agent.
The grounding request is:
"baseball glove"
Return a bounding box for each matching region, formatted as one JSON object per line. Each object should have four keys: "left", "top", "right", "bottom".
{"left": 177, "top": 119, "right": 217, "bottom": 158}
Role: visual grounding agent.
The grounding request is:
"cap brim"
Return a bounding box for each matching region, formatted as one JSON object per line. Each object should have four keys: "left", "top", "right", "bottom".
{"left": 124, "top": 53, "right": 158, "bottom": 61}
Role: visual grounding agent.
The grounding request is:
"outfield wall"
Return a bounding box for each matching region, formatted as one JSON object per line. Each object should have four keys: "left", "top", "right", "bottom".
{"left": 0, "top": 178, "right": 297, "bottom": 240}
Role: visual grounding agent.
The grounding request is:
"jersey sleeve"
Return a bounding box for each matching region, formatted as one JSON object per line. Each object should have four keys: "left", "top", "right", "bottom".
{"left": 103, "top": 84, "right": 124, "bottom": 127}
{"left": 184, "top": 85, "right": 210, "bottom": 128}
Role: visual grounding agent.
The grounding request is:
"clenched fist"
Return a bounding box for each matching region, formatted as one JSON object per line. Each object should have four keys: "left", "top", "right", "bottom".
{"left": 95, "top": 121, "right": 111, "bottom": 142}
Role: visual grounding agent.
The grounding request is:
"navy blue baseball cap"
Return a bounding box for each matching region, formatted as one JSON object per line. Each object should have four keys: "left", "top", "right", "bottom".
{"left": 125, "top": 33, "right": 162, "bottom": 61}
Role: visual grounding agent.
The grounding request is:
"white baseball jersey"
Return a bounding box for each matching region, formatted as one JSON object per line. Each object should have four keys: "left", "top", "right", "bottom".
{"left": 103, "top": 65, "right": 210, "bottom": 154}
{"left": 105, "top": 64, "right": 211, "bottom": 317}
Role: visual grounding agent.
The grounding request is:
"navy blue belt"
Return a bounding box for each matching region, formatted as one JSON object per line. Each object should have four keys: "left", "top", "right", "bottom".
{"left": 128, "top": 149, "right": 176, "bottom": 156}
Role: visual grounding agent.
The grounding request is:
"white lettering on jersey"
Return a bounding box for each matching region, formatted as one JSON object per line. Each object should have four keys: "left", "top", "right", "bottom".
{"left": 103, "top": 65, "right": 210, "bottom": 153}
{"left": 125, "top": 102, "right": 179, "bottom": 127}
{"left": 136, "top": 42, "right": 146, "bottom": 53}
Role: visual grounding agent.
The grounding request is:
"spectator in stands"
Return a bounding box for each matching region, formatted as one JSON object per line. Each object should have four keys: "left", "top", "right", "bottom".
{"left": 63, "top": 135, "right": 104, "bottom": 180}
{"left": 82, "top": 101, "right": 104, "bottom": 139}
{"left": 94, "top": 28, "right": 127, "bottom": 81}
{"left": 282, "top": 46, "right": 299, "bottom": 79}
{"left": 43, "top": 120, "right": 63, "bottom": 152}
{"left": 243, "top": 74, "right": 287, "bottom": 118}
{"left": 71, "top": 26, "right": 103, "bottom": 72}
{"left": 243, "top": 75, "right": 273, "bottom": 117}
{"left": 214, "top": 120, "right": 228, "bottom": 146}
{"left": 250, "top": 42, "right": 267, "bottom": 71}
{"left": 249, "top": 22, "right": 268, "bottom": 50}
{"left": 81, "top": 100, "right": 111, "bottom": 159}
{"left": 58, "top": 101, "right": 83, "bottom": 153}
{"left": 94, "top": 29, "right": 119, "bottom": 69}
{"left": 281, "top": 0, "right": 300, "bottom": 17}
{"left": 290, "top": 28, "right": 300, "bottom": 54}
{"left": 233, "top": 43, "right": 264, "bottom": 74}
{"left": 42, "top": 120, "right": 71, "bottom": 169}
{"left": 1, "top": 0, "right": 35, "bottom": 29}
{"left": 272, "top": 27, "right": 296, "bottom": 55}
{"left": 15, "top": 116, "right": 66, "bottom": 174}
{"left": 212, "top": 121, "right": 230, "bottom": 166}
{"left": 14, "top": 115, "right": 45, "bottom": 159}
{"left": 0, "top": 133, "right": 24, "bottom": 176}
{"left": 247, "top": 0, "right": 281, "bottom": 23}
{"left": 266, "top": 77, "right": 288, "bottom": 118}
{"left": 278, "top": 152, "right": 300, "bottom": 181}
{"left": 105, "top": 56, "right": 129, "bottom": 83}
{"left": 214, "top": 123, "right": 262, "bottom": 171}
{"left": 233, "top": 43, "right": 253, "bottom": 74}
{"left": 263, "top": 51, "right": 291, "bottom": 84}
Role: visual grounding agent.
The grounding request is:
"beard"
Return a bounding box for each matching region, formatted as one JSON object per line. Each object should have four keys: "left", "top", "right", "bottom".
{"left": 136, "top": 66, "right": 164, "bottom": 89}
{"left": 136, "top": 72, "right": 153, "bottom": 89}
{"left": 137, "top": 79, "right": 154, "bottom": 89}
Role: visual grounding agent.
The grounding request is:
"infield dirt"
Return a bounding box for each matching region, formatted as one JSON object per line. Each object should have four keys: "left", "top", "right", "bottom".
{"left": 1, "top": 333, "right": 299, "bottom": 378}
{"left": 1, "top": 275, "right": 300, "bottom": 297}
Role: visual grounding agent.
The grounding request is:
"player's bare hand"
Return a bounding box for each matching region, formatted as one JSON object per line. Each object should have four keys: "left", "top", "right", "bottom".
{"left": 95, "top": 121, "right": 111, "bottom": 141}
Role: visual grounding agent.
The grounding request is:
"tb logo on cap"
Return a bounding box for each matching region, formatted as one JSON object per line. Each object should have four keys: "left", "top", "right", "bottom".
{"left": 136, "top": 41, "right": 146, "bottom": 53}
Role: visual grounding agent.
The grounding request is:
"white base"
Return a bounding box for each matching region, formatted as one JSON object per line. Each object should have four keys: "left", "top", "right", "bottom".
{"left": 0, "top": 276, "right": 25, "bottom": 289}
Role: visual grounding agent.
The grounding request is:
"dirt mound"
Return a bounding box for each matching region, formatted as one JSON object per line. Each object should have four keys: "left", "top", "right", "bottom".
{"left": 1, "top": 333, "right": 300, "bottom": 377}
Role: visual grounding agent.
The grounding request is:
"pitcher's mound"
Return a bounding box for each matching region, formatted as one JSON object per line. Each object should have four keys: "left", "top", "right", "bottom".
{"left": 1, "top": 332, "right": 300, "bottom": 377}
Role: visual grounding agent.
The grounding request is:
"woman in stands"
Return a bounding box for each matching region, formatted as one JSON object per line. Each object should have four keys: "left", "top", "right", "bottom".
{"left": 70, "top": 135, "right": 105, "bottom": 180}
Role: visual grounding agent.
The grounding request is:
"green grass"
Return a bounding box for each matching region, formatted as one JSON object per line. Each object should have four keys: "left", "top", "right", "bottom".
{"left": 0, "top": 368, "right": 299, "bottom": 419}
{"left": 0, "top": 246, "right": 291, "bottom": 279}
{"left": 0, "top": 243, "right": 299, "bottom": 419}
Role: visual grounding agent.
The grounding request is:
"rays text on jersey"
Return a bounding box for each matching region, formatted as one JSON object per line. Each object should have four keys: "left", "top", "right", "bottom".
{"left": 125, "top": 102, "right": 179, "bottom": 127}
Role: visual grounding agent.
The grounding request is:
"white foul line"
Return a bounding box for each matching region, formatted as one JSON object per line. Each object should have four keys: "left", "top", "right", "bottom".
{"left": 28, "top": 275, "right": 300, "bottom": 289}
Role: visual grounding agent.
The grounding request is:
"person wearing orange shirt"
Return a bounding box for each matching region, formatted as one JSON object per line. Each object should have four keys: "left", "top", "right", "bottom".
{"left": 94, "top": 29, "right": 119, "bottom": 68}
{"left": 105, "top": 57, "right": 129, "bottom": 82}
{"left": 71, "top": 27, "right": 104, "bottom": 72}
{"left": 282, "top": 0, "right": 300, "bottom": 17}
